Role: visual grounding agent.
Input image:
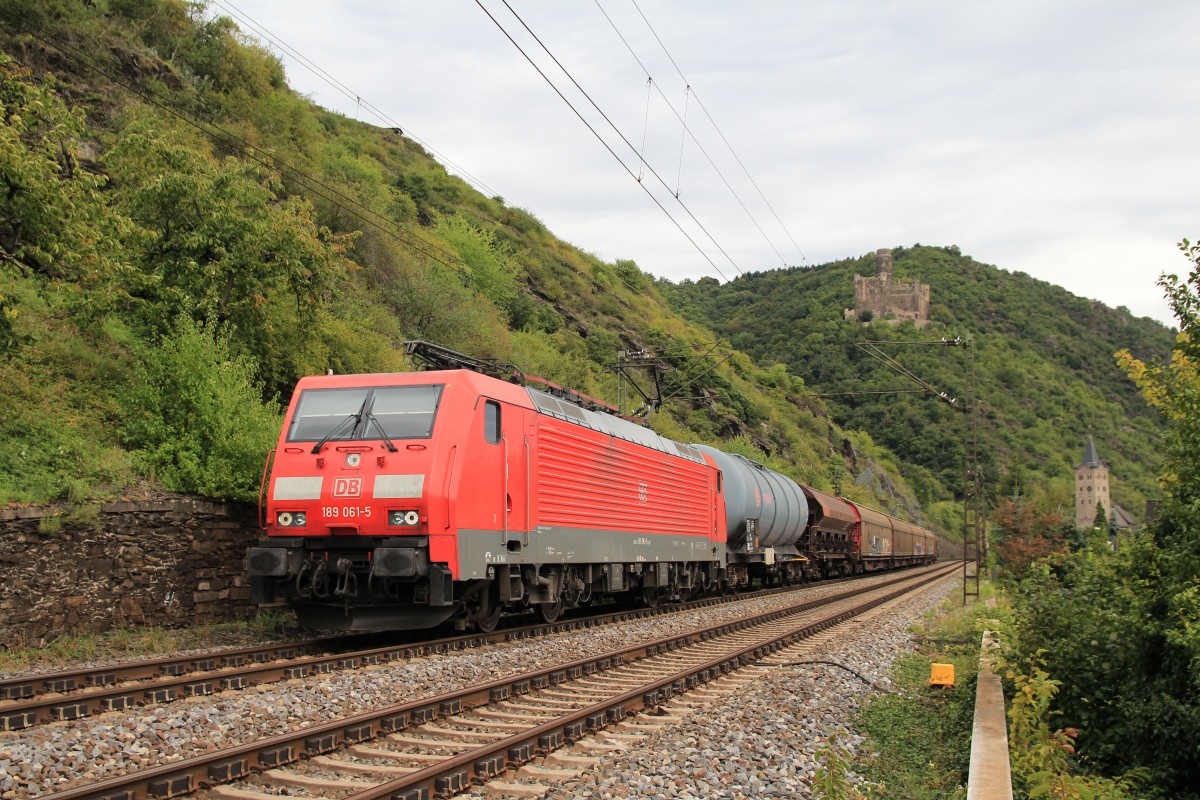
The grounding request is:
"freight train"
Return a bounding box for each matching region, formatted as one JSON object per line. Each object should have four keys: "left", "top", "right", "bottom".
{"left": 248, "top": 354, "right": 938, "bottom": 632}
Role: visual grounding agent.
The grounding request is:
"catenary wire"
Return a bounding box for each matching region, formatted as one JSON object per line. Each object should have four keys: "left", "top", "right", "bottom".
{"left": 493, "top": 0, "right": 743, "bottom": 277}
{"left": 594, "top": 0, "right": 789, "bottom": 267}
{"left": 629, "top": 0, "right": 810, "bottom": 265}
{"left": 213, "top": 0, "right": 764, "bottom": 394}
{"left": 207, "top": 3, "right": 747, "bottom": 398}
{"left": 211, "top": 0, "right": 739, "bottom": 312}
{"left": 210, "top": 1, "right": 672, "bottom": 307}
{"left": 471, "top": 0, "right": 730, "bottom": 283}
{"left": 224, "top": 0, "right": 719, "bottom": 313}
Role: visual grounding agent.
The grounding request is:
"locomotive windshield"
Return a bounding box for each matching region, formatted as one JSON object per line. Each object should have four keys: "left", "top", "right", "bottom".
{"left": 286, "top": 384, "right": 443, "bottom": 443}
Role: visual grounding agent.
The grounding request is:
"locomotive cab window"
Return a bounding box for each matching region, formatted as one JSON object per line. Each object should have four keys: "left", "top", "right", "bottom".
{"left": 286, "top": 387, "right": 369, "bottom": 442}
{"left": 287, "top": 384, "right": 443, "bottom": 442}
{"left": 370, "top": 385, "right": 442, "bottom": 439}
{"left": 484, "top": 400, "right": 501, "bottom": 444}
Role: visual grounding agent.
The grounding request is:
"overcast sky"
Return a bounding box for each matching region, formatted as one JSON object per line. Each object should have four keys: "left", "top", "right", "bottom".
{"left": 219, "top": 1, "right": 1199, "bottom": 328}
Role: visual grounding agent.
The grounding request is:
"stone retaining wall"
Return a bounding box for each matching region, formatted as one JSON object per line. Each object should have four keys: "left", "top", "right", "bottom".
{"left": 0, "top": 498, "right": 262, "bottom": 649}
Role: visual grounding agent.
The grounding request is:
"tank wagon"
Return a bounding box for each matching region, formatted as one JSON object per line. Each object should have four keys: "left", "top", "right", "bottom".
{"left": 248, "top": 359, "right": 938, "bottom": 632}
{"left": 693, "top": 445, "right": 809, "bottom": 588}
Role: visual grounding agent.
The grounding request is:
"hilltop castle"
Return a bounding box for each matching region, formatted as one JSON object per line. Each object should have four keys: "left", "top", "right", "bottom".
{"left": 846, "top": 248, "right": 931, "bottom": 325}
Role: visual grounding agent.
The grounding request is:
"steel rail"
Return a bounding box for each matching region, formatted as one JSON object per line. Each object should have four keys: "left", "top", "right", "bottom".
{"left": 0, "top": 637, "right": 340, "bottom": 702}
{"left": 1, "top": 567, "right": 920, "bottom": 731}
{"left": 35, "top": 563, "right": 956, "bottom": 800}
{"left": 343, "top": 564, "right": 957, "bottom": 800}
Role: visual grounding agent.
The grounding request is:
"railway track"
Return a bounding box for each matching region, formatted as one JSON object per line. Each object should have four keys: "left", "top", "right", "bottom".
{"left": 0, "top": 570, "right": 901, "bottom": 732}
{"left": 32, "top": 562, "right": 958, "bottom": 800}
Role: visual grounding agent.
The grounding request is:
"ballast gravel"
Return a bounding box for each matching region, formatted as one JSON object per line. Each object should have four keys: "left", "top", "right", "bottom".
{"left": 534, "top": 575, "right": 961, "bottom": 800}
{"left": 0, "top": 571, "right": 956, "bottom": 799}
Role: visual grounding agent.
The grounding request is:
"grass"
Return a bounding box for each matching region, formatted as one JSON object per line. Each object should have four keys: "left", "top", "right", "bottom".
{"left": 0, "top": 609, "right": 297, "bottom": 674}
{"left": 849, "top": 583, "right": 1002, "bottom": 799}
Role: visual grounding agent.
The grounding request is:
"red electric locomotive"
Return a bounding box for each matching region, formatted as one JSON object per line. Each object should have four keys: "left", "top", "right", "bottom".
{"left": 248, "top": 367, "right": 726, "bottom": 631}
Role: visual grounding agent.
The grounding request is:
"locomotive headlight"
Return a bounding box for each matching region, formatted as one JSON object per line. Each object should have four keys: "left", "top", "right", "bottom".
{"left": 388, "top": 510, "right": 421, "bottom": 527}
{"left": 278, "top": 512, "right": 292, "bottom": 527}
{"left": 276, "top": 511, "right": 307, "bottom": 528}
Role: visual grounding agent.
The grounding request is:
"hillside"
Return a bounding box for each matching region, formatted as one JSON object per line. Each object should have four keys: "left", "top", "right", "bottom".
{"left": 1, "top": 2, "right": 1171, "bottom": 540}
{"left": 0, "top": 1, "right": 940, "bottom": 530}
{"left": 660, "top": 246, "right": 1174, "bottom": 519}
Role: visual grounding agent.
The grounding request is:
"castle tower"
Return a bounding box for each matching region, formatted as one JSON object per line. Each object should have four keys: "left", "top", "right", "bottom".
{"left": 1074, "top": 436, "right": 1110, "bottom": 529}
{"left": 876, "top": 248, "right": 893, "bottom": 282}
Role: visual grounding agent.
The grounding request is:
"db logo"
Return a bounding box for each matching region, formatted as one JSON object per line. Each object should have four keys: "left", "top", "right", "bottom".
{"left": 333, "top": 477, "right": 362, "bottom": 498}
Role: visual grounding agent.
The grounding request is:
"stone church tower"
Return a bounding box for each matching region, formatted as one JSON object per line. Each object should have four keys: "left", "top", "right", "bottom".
{"left": 1074, "top": 436, "right": 1110, "bottom": 529}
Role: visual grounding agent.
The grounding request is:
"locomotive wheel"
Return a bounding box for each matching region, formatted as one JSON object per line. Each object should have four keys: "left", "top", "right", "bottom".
{"left": 466, "top": 582, "right": 502, "bottom": 633}
{"left": 536, "top": 598, "right": 564, "bottom": 623}
{"left": 474, "top": 594, "right": 502, "bottom": 634}
{"left": 641, "top": 587, "right": 661, "bottom": 608}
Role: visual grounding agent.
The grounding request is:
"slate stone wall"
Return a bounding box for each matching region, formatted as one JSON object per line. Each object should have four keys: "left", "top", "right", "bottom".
{"left": 0, "top": 498, "right": 261, "bottom": 648}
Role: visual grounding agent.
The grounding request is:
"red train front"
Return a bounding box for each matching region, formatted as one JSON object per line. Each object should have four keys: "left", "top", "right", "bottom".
{"left": 248, "top": 368, "right": 726, "bottom": 631}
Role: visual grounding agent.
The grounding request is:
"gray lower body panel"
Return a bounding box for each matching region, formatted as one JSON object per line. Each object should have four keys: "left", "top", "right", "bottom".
{"left": 456, "top": 527, "right": 724, "bottom": 579}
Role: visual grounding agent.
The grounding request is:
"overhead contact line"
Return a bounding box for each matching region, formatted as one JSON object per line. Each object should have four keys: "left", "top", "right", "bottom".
{"left": 628, "top": 0, "right": 810, "bottom": 266}
{"left": 593, "top": 0, "right": 790, "bottom": 268}
{"left": 206, "top": 1, "right": 721, "bottom": 311}
{"left": 475, "top": 0, "right": 735, "bottom": 283}
{"left": 12, "top": 11, "right": 761, "bottom": 417}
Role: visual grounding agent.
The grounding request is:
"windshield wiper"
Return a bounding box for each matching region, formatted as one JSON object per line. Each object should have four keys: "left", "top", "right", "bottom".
{"left": 310, "top": 397, "right": 369, "bottom": 454}
{"left": 364, "top": 411, "right": 399, "bottom": 452}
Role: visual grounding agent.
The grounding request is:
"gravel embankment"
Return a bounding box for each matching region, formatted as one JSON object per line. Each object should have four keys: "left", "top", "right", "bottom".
{"left": 533, "top": 575, "right": 960, "bottom": 800}
{"left": 0, "top": 571, "right": 950, "bottom": 799}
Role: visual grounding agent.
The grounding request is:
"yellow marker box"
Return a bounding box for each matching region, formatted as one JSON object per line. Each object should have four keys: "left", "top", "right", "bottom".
{"left": 930, "top": 663, "right": 955, "bottom": 687}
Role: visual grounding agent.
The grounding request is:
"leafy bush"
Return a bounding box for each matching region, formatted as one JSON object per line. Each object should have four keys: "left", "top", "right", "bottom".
{"left": 434, "top": 214, "right": 519, "bottom": 315}
{"left": 1003, "top": 649, "right": 1144, "bottom": 799}
{"left": 121, "top": 317, "right": 282, "bottom": 501}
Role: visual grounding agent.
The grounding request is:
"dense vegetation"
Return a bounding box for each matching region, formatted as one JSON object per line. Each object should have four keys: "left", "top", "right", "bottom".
{"left": 661, "top": 247, "right": 1172, "bottom": 524}
{"left": 977, "top": 242, "right": 1200, "bottom": 798}
{"left": 0, "top": 0, "right": 918, "bottom": 518}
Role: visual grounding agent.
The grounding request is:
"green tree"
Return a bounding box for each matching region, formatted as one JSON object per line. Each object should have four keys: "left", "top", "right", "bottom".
{"left": 1006, "top": 238, "right": 1200, "bottom": 797}
{"left": 121, "top": 316, "right": 282, "bottom": 501}
{"left": 0, "top": 57, "right": 134, "bottom": 328}
{"left": 991, "top": 498, "right": 1066, "bottom": 576}
{"left": 433, "top": 213, "right": 519, "bottom": 316}
{"left": 105, "top": 115, "right": 355, "bottom": 370}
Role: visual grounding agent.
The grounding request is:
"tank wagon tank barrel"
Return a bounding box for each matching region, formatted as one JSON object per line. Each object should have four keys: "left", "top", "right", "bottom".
{"left": 692, "top": 445, "right": 809, "bottom": 587}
